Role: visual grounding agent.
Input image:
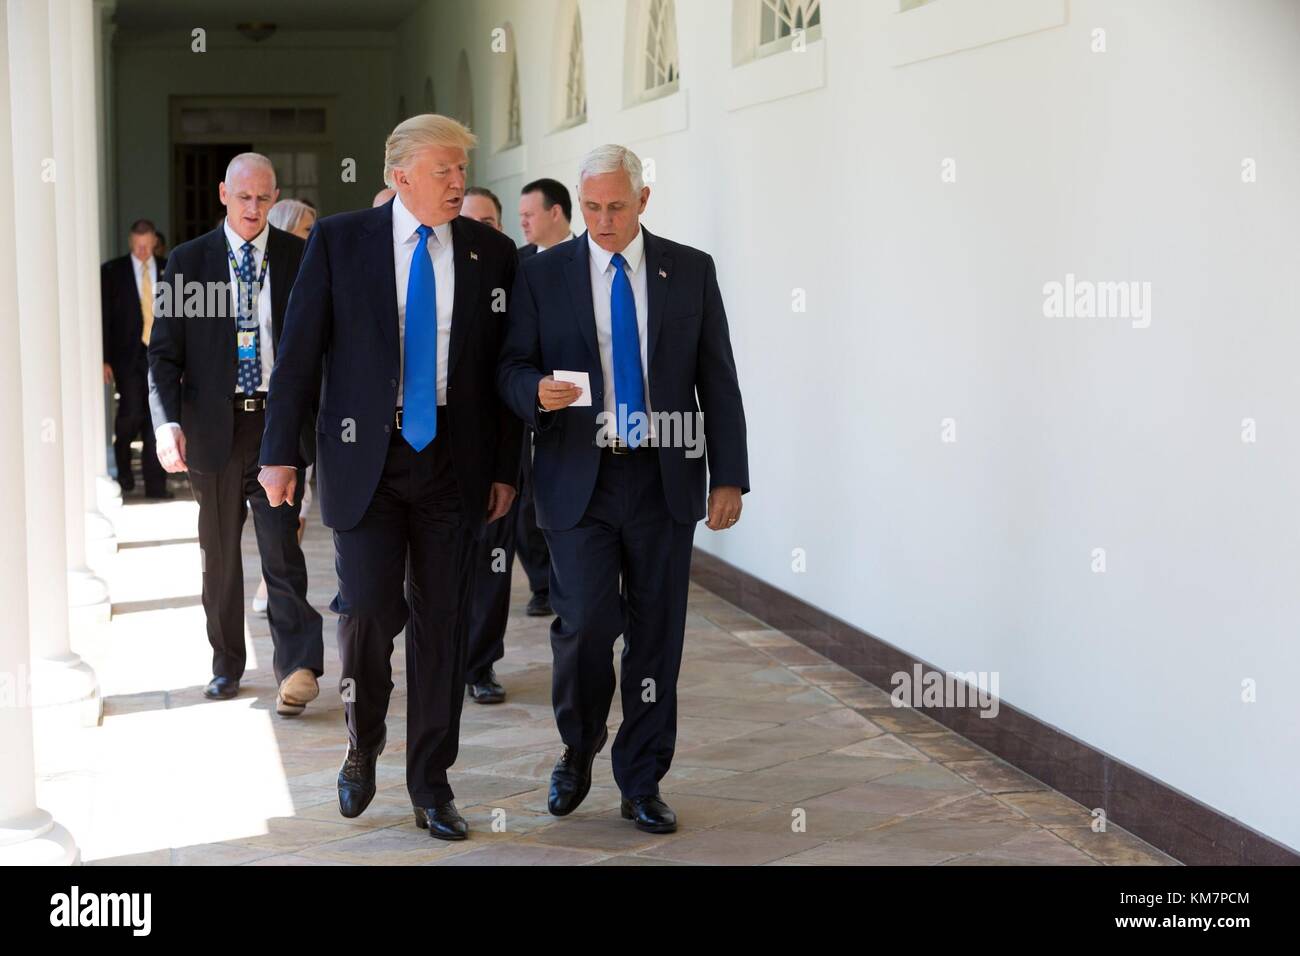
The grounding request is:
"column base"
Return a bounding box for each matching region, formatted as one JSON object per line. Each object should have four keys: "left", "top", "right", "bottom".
{"left": 67, "top": 568, "right": 110, "bottom": 622}
{"left": 0, "top": 809, "right": 79, "bottom": 866}
{"left": 84, "top": 507, "right": 118, "bottom": 558}
{"left": 95, "top": 474, "right": 123, "bottom": 513}
{"left": 30, "top": 655, "right": 102, "bottom": 730}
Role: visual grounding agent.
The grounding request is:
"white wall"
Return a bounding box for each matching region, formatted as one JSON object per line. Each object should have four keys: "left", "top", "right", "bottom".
{"left": 396, "top": 0, "right": 1300, "bottom": 850}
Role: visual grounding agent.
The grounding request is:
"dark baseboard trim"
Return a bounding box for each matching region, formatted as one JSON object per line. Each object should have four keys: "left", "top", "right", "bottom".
{"left": 691, "top": 548, "right": 1299, "bottom": 866}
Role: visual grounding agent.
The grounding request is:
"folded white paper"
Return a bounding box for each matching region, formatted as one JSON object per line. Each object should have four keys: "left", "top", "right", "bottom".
{"left": 552, "top": 370, "right": 592, "bottom": 406}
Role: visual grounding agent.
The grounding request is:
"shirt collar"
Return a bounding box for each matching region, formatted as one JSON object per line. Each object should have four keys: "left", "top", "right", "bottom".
{"left": 223, "top": 218, "right": 269, "bottom": 256}
{"left": 588, "top": 226, "right": 644, "bottom": 276}
{"left": 392, "top": 192, "right": 452, "bottom": 248}
{"left": 536, "top": 231, "right": 575, "bottom": 254}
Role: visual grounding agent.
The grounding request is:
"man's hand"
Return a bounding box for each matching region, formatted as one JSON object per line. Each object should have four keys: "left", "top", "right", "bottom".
{"left": 538, "top": 374, "right": 583, "bottom": 411}
{"left": 259, "top": 465, "right": 298, "bottom": 507}
{"left": 156, "top": 424, "right": 188, "bottom": 473}
{"left": 102, "top": 363, "right": 114, "bottom": 386}
{"left": 486, "top": 482, "right": 517, "bottom": 523}
{"left": 705, "top": 486, "right": 742, "bottom": 531}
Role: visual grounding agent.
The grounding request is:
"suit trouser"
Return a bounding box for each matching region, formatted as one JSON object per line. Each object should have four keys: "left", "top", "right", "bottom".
{"left": 112, "top": 352, "right": 166, "bottom": 494}
{"left": 331, "top": 409, "right": 475, "bottom": 805}
{"left": 514, "top": 436, "right": 551, "bottom": 595}
{"left": 544, "top": 448, "right": 695, "bottom": 798}
{"left": 465, "top": 495, "right": 515, "bottom": 684}
{"left": 188, "top": 407, "right": 324, "bottom": 683}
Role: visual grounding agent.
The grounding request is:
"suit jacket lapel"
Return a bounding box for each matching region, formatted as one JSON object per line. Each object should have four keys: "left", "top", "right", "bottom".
{"left": 565, "top": 232, "right": 600, "bottom": 369}
{"left": 447, "top": 216, "right": 478, "bottom": 380}
{"left": 203, "top": 229, "right": 236, "bottom": 381}
{"left": 642, "top": 227, "right": 671, "bottom": 368}
{"left": 361, "top": 202, "right": 399, "bottom": 362}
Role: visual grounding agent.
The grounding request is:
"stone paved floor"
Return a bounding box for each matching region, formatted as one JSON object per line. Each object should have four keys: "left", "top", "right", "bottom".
{"left": 37, "top": 477, "right": 1177, "bottom": 866}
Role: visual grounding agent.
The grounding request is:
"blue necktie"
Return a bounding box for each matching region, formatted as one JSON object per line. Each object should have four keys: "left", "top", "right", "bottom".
{"left": 235, "top": 241, "right": 261, "bottom": 395}
{"left": 402, "top": 225, "right": 438, "bottom": 451}
{"left": 610, "top": 252, "right": 646, "bottom": 446}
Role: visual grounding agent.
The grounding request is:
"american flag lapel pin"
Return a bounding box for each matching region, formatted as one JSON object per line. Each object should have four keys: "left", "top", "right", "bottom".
{"left": 470, "top": 250, "right": 479, "bottom": 260}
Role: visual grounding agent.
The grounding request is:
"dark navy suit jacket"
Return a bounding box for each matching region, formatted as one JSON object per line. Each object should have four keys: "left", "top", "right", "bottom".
{"left": 498, "top": 228, "right": 749, "bottom": 531}
{"left": 260, "top": 201, "right": 522, "bottom": 533}
{"left": 102, "top": 253, "right": 167, "bottom": 369}
{"left": 147, "top": 226, "right": 309, "bottom": 473}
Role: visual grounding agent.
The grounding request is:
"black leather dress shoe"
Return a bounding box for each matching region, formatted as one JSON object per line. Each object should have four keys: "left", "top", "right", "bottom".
{"left": 413, "top": 800, "right": 468, "bottom": 841}
{"left": 525, "top": 592, "right": 552, "bottom": 616}
{"left": 203, "top": 676, "right": 239, "bottom": 700}
{"left": 337, "top": 730, "right": 385, "bottom": 819}
{"left": 621, "top": 793, "right": 678, "bottom": 834}
{"left": 547, "top": 726, "right": 608, "bottom": 816}
{"left": 467, "top": 669, "right": 506, "bottom": 704}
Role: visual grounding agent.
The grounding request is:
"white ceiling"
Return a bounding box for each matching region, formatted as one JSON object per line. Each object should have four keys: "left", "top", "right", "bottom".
{"left": 113, "top": 0, "right": 424, "bottom": 31}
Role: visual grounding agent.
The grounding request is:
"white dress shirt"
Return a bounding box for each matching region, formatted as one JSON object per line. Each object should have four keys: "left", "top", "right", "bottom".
{"left": 131, "top": 253, "right": 157, "bottom": 297}
{"left": 155, "top": 221, "right": 274, "bottom": 439}
{"left": 535, "top": 230, "right": 575, "bottom": 253}
{"left": 588, "top": 227, "right": 653, "bottom": 433}
{"left": 392, "top": 193, "right": 455, "bottom": 406}
{"left": 222, "top": 218, "right": 274, "bottom": 390}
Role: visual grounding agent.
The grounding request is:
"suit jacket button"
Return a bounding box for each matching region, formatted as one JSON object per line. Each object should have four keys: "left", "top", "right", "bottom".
{"left": 390, "top": 378, "right": 397, "bottom": 387}
{"left": 384, "top": 424, "right": 391, "bottom": 433}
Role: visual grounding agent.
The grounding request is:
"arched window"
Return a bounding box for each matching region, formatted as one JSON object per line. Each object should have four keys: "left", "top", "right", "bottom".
{"left": 422, "top": 76, "right": 435, "bottom": 113}
{"left": 506, "top": 54, "right": 522, "bottom": 147}
{"left": 563, "top": 9, "right": 587, "bottom": 125}
{"left": 641, "top": 0, "right": 679, "bottom": 99}
{"left": 493, "top": 23, "right": 523, "bottom": 151}
{"left": 758, "top": 0, "right": 821, "bottom": 55}
{"left": 455, "top": 50, "right": 475, "bottom": 132}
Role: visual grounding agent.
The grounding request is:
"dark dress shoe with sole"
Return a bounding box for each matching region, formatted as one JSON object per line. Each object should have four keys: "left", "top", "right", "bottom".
{"left": 548, "top": 726, "right": 608, "bottom": 816}
{"left": 413, "top": 800, "right": 468, "bottom": 841}
{"left": 525, "top": 592, "right": 552, "bottom": 616}
{"left": 203, "top": 676, "right": 239, "bottom": 700}
{"left": 467, "top": 669, "right": 506, "bottom": 704}
{"left": 621, "top": 794, "right": 678, "bottom": 833}
{"left": 337, "top": 730, "right": 385, "bottom": 819}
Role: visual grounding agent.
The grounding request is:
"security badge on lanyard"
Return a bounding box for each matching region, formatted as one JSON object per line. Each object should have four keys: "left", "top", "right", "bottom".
{"left": 225, "top": 241, "right": 270, "bottom": 364}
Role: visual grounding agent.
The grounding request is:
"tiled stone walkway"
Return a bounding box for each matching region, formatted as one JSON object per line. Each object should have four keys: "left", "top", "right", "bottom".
{"left": 39, "top": 479, "right": 1176, "bottom": 865}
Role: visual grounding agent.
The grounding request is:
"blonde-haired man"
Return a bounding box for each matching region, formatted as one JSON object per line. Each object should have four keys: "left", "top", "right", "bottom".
{"left": 260, "top": 115, "right": 522, "bottom": 840}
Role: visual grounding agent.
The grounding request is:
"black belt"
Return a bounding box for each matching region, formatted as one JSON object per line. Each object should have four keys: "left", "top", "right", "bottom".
{"left": 393, "top": 405, "right": 447, "bottom": 433}
{"left": 603, "top": 438, "right": 649, "bottom": 456}
{"left": 232, "top": 394, "right": 267, "bottom": 412}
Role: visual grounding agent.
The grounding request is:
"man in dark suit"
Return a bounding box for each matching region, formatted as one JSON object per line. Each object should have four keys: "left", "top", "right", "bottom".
{"left": 512, "top": 178, "right": 574, "bottom": 618}
{"left": 455, "top": 182, "right": 570, "bottom": 705}
{"left": 148, "top": 153, "right": 324, "bottom": 716}
{"left": 498, "top": 145, "right": 749, "bottom": 834}
{"left": 102, "top": 218, "right": 169, "bottom": 499}
{"left": 258, "top": 115, "right": 522, "bottom": 841}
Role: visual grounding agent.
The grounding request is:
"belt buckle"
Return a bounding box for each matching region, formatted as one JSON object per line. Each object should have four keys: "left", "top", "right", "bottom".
{"left": 610, "top": 439, "right": 629, "bottom": 456}
{"left": 242, "top": 398, "right": 258, "bottom": 412}
{"left": 395, "top": 409, "right": 403, "bottom": 430}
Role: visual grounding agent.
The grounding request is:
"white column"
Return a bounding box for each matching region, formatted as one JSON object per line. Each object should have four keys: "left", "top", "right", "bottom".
{"left": 73, "top": 0, "right": 117, "bottom": 559}
{"left": 50, "top": 0, "right": 110, "bottom": 620}
{"left": 0, "top": 0, "right": 80, "bottom": 867}
{"left": 93, "top": 0, "right": 121, "bottom": 514}
{"left": 7, "top": 0, "right": 101, "bottom": 729}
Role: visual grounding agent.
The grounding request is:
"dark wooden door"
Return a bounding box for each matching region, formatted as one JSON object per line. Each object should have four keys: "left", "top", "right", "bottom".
{"left": 173, "top": 143, "right": 251, "bottom": 244}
